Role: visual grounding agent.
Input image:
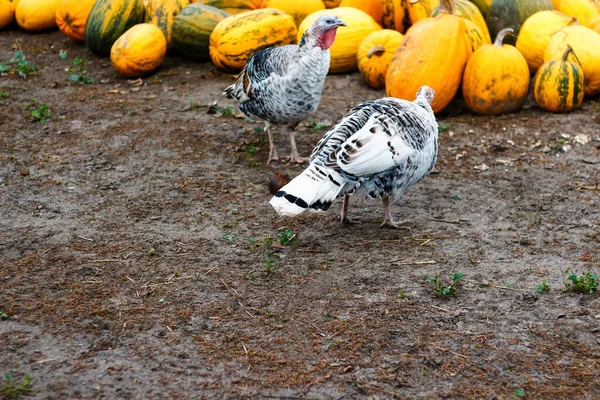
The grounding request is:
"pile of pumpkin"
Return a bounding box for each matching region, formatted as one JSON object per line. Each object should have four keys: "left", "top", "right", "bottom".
{"left": 1, "top": 0, "right": 599, "bottom": 115}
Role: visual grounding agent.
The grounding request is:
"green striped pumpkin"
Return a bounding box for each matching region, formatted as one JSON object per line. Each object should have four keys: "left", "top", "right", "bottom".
{"left": 533, "top": 46, "right": 584, "bottom": 113}
{"left": 85, "top": 0, "right": 145, "bottom": 56}
{"left": 144, "top": 0, "right": 190, "bottom": 48}
{"left": 172, "top": 4, "right": 230, "bottom": 61}
{"left": 209, "top": 8, "right": 297, "bottom": 73}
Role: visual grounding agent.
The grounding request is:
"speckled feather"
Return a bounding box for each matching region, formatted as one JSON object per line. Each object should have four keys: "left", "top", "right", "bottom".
{"left": 270, "top": 90, "right": 438, "bottom": 216}
{"left": 223, "top": 26, "right": 331, "bottom": 126}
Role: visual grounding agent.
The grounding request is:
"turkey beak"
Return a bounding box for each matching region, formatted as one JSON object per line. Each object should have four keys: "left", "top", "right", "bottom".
{"left": 336, "top": 20, "right": 347, "bottom": 28}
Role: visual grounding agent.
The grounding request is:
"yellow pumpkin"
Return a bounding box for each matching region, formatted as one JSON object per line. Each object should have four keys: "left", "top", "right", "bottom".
{"left": 432, "top": 0, "right": 491, "bottom": 44}
{"left": 210, "top": 8, "right": 297, "bottom": 73}
{"left": 462, "top": 28, "right": 530, "bottom": 115}
{"left": 339, "top": 0, "right": 384, "bottom": 25}
{"left": 298, "top": 7, "right": 382, "bottom": 73}
{"left": 110, "top": 23, "right": 167, "bottom": 77}
{"left": 470, "top": 0, "right": 493, "bottom": 20}
{"left": 544, "top": 25, "right": 600, "bottom": 96}
{"left": 16, "top": 0, "right": 61, "bottom": 31}
{"left": 0, "top": 0, "right": 15, "bottom": 29}
{"left": 55, "top": 0, "right": 96, "bottom": 41}
{"left": 323, "top": 0, "right": 342, "bottom": 7}
{"left": 192, "top": 0, "right": 265, "bottom": 14}
{"left": 560, "top": 0, "right": 599, "bottom": 27}
{"left": 590, "top": 15, "right": 600, "bottom": 32}
{"left": 357, "top": 29, "right": 403, "bottom": 89}
{"left": 386, "top": 0, "right": 471, "bottom": 113}
{"left": 144, "top": 0, "right": 189, "bottom": 47}
{"left": 406, "top": 0, "right": 440, "bottom": 25}
{"left": 265, "top": 0, "right": 326, "bottom": 26}
{"left": 551, "top": 0, "right": 562, "bottom": 10}
{"left": 381, "top": 0, "right": 406, "bottom": 32}
{"left": 534, "top": 46, "right": 584, "bottom": 112}
{"left": 516, "top": 11, "right": 577, "bottom": 74}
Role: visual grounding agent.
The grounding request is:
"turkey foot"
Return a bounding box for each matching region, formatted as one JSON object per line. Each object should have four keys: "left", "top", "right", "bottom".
{"left": 339, "top": 196, "right": 360, "bottom": 224}
{"left": 380, "top": 196, "right": 410, "bottom": 229}
{"left": 286, "top": 154, "right": 309, "bottom": 165}
{"left": 267, "top": 147, "right": 280, "bottom": 165}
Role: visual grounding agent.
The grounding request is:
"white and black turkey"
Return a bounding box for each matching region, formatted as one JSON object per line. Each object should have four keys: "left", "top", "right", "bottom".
{"left": 223, "top": 15, "right": 346, "bottom": 164}
{"left": 269, "top": 86, "right": 438, "bottom": 228}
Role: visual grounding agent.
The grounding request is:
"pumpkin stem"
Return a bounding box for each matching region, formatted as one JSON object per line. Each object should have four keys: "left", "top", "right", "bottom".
{"left": 493, "top": 28, "right": 514, "bottom": 47}
{"left": 367, "top": 45, "right": 386, "bottom": 58}
{"left": 438, "top": 0, "right": 456, "bottom": 15}
{"left": 562, "top": 45, "right": 582, "bottom": 66}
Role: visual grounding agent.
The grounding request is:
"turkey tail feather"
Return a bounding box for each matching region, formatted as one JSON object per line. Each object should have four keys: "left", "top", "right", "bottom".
{"left": 269, "top": 165, "right": 347, "bottom": 217}
{"left": 223, "top": 84, "right": 234, "bottom": 99}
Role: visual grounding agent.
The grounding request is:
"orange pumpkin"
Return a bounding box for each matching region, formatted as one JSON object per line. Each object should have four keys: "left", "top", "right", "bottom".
{"left": 381, "top": 0, "right": 406, "bottom": 32}
{"left": 323, "top": 0, "right": 342, "bottom": 7}
{"left": 0, "top": 0, "right": 16, "bottom": 29}
{"left": 357, "top": 29, "right": 403, "bottom": 89}
{"left": 110, "top": 23, "right": 167, "bottom": 77}
{"left": 55, "top": 0, "right": 97, "bottom": 41}
{"left": 590, "top": 15, "right": 600, "bottom": 32}
{"left": 386, "top": 0, "right": 471, "bottom": 113}
{"left": 340, "top": 0, "right": 384, "bottom": 25}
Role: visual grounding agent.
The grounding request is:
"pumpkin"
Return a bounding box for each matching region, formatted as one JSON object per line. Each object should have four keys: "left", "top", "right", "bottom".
{"left": 544, "top": 25, "right": 600, "bottom": 96}
{"left": 55, "top": 0, "right": 96, "bottom": 41}
{"left": 9, "top": 0, "right": 20, "bottom": 11}
{"left": 470, "top": 0, "right": 493, "bottom": 19}
{"left": 172, "top": 4, "right": 229, "bottom": 61}
{"left": 462, "top": 28, "right": 530, "bottom": 115}
{"left": 265, "top": 0, "right": 326, "bottom": 26}
{"left": 486, "top": 0, "right": 554, "bottom": 45}
{"left": 590, "top": 15, "right": 600, "bottom": 32}
{"left": 560, "top": 0, "right": 600, "bottom": 27}
{"left": 210, "top": 8, "right": 297, "bottom": 72}
{"left": 432, "top": 0, "right": 491, "bottom": 43}
{"left": 298, "top": 7, "right": 382, "bottom": 73}
{"left": 144, "top": 0, "right": 190, "bottom": 48}
{"left": 516, "top": 11, "right": 576, "bottom": 74}
{"left": 193, "top": 0, "right": 265, "bottom": 14}
{"left": 406, "top": 0, "right": 440, "bottom": 26}
{"left": 339, "top": 0, "right": 384, "bottom": 26}
{"left": 357, "top": 29, "right": 403, "bottom": 89}
{"left": 551, "top": 0, "right": 562, "bottom": 10}
{"left": 324, "top": 0, "right": 342, "bottom": 7}
{"left": 381, "top": 0, "right": 406, "bottom": 32}
{"left": 0, "top": 0, "right": 15, "bottom": 29}
{"left": 15, "top": 0, "right": 61, "bottom": 31}
{"left": 85, "top": 0, "right": 145, "bottom": 55}
{"left": 533, "top": 46, "right": 584, "bottom": 112}
{"left": 110, "top": 23, "right": 167, "bottom": 77}
{"left": 386, "top": 0, "right": 471, "bottom": 113}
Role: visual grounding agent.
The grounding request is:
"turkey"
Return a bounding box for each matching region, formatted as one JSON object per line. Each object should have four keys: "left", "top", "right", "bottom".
{"left": 269, "top": 86, "right": 438, "bottom": 228}
{"left": 223, "top": 15, "right": 346, "bottom": 164}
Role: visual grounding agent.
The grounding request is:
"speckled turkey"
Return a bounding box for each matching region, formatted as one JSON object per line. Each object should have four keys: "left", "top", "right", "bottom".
{"left": 269, "top": 86, "right": 439, "bottom": 228}
{"left": 223, "top": 15, "right": 346, "bottom": 164}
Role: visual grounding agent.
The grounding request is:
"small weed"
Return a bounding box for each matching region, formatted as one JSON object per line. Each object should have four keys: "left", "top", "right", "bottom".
{"left": 397, "top": 290, "right": 406, "bottom": 299}
{"left": 244, "top": 145, "right": 257, "bottom": 167}
{"left": 261, "top": 252, "right": 279, "bottom": 280}
{"left": 27, "top": 102, "right": 51, "bottom": 124}
{"left": 276, "top": 229, "right": 296, "bottom": 246}
{"left": 514, "top": 388, "right": 526, "bottom": 398}
{"left": 184, "top": 96, "right": 201, "bottom": 111}
{"left": 146, "top": 248, "right": 156, "bottom": 256}
{"left": 68, "top": 58, "right": 93, "bottom": 84}
{"left": 59, "top": 50, "right": 67, "bottom": 60}
{"left": 427, "top": 272, "right": 463, "bottom": 296}
{"left": 1, "top": 373, "right": 32, "bottom": 399}
{"left": 564, "top": 272, "right": 598, "bottom": 294}
{"left": 0, "top": 311, "right": 8, "bottom": 320}
{"left": 216, "top": 106, "right": 235, "bottom": 117}
{"left": 1, "top": 51, "right": 37, "bottom": 78}
{"left": 223, "top": 234, "right": 235, "bottom": 243}
{"left": 438, "top": 124, "right": 449, "bottom": 133}
{"left": 536, "top": 280, "right": 550, "bottom": 293}
{"left": 1, "top": 91, "right": 9, "bottom": 98}
{"left": 306, "top": 119, "right": 330, "bottom": 130}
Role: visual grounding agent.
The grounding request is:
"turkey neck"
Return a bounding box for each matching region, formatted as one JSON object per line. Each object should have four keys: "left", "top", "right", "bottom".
{"left": 316, "top": 27, "right": 339, "bottom": 50}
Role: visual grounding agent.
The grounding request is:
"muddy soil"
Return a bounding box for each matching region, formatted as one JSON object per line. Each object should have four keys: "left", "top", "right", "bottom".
{"left": 1, "top": 30, "right": 600, "bottom": 399}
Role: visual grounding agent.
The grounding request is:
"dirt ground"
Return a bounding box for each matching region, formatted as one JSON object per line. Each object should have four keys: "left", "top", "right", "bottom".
{"left": 1, "top": 29, "right": 599, "bottom": 399}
